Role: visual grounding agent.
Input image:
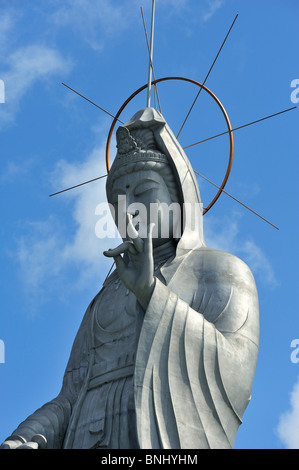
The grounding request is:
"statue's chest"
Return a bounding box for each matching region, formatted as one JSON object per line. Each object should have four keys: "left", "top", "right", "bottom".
{"left": 92, "top": 278, "right": 138, "bottom": 339}
{"left": 90, "top": 277, "right": 142, "bottom": 368}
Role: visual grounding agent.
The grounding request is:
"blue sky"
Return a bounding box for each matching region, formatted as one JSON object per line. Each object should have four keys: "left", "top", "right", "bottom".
{"left": 0, "top": 0, "right": 298, "bottom": 449}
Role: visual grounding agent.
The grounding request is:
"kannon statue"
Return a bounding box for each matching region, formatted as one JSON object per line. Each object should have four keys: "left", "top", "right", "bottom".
{"left": 1, "top": 107, "right": 259, "bottom": 449}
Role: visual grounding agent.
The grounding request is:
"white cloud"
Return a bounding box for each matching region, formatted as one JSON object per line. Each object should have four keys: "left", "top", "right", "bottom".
{"left": 242, "top": 239, "right": 277, "bottom": 286}
{"left": 0, "top": 5, "right": 74, "bottom": 127}
{"left": 277, "top": 376, "right": 299, "bottom": 449}
{"left": 50, "top": 0, "right": 139, "bottom": 51}
{"left": 160, "top": 0, "right": 189, "bottom": 11}
{"left": 50, "top": 0, "right": 222, "bottom": 51}
{"left": 204, "top": 211, "right": 277, "bottom": 287}
{"left": 0, "top": 9, "right": 17, "bottom": 48}
{"left": 0, "top": 159, "right": 33, "bottom": 184}
{"left": 16, "top": 216, "right": 65, "bottom": 292}
{"left": 49, "top": 143, "right": 118, "bottom": 266}
{"left": 202, "top": 0, "right": 224, "bottom": 22}
{"left": 14, "top": 139, "right": 118, "bottom": 308}
{"left": 0, "top": 44, "right": 72, "bottom": 126}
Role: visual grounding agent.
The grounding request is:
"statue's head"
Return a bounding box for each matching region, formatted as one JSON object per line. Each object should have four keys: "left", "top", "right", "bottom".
{"left": 106, "top": 107, "right": 205, "bottom": 253}
{"left": 106, "top": 126, "right": 181, "bottom": 247}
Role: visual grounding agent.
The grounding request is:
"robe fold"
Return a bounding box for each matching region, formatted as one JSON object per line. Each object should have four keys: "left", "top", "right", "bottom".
{"left": 6, "top": 107, "right": 259, "bottom": 449}
{"left": 134, "top": 247, "right": 259, "bottom": 449}
{"left": 10, "top": 246, "right": 259, "bottom": 449}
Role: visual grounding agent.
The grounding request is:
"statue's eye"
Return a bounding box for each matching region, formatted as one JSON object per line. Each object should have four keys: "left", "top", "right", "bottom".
{"left": 134, "top": 181, "right": 158, "bottom": 196}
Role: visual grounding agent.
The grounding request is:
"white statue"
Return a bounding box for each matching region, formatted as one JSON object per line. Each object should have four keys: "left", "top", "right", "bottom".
{"left": 1, "top": 108, "right": 259, "bottom": 449}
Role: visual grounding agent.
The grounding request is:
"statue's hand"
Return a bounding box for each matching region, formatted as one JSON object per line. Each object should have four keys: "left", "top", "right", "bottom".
{"left": 104, "top": 220, "right": 155, "bottom": 310}
{"left": 0, "top": 439, "right": 29, "bottom": 449}
{"left": 0, "top": 434, "right": 47, "bottom": 449}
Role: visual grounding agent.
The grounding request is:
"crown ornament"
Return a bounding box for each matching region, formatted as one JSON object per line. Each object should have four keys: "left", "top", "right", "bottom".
{"left": 112, "top": 125, "right": 168, "bottom": 170}
{"left": 116, "top": 127, "right": 140, "bottom": 155}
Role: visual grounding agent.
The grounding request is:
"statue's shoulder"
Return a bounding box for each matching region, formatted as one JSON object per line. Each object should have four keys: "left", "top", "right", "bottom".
{"left": 186, "top": 246, "right": 255, "bottom": 283}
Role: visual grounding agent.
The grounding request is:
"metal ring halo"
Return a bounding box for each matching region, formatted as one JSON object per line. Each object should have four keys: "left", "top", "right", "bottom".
{"left": 105, "top": 76, "right": 234, "bottom": 215}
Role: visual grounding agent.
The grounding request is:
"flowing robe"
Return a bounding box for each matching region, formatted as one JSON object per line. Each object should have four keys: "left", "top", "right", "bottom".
{"left": 9, "top": 244, "right": 259, "bottom": 449}
{"left": 135, "top": 247, "right": 259, "bottom": 448}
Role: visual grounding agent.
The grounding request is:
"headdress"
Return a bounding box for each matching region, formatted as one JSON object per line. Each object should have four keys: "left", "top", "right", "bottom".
{"left": 106, "top": 107, "right": 206, "bottom": 254}
{"left": 113, "top": 125, "right": 168, "bottom": 168}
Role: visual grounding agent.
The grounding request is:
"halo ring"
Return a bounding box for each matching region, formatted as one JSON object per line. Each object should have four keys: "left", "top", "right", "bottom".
{"left": 106, "top": 76, "right": 234, "bottom": 214}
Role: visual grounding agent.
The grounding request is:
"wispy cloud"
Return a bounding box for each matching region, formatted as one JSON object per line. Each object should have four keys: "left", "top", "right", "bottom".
{"left": 13, "top": 139, "right": 117, "bottom": 310}
{"left": 49, "top": 0, "right": 221, "bottom": 51}
{"left": 0, "top": 44, "right": 72, "bottom": 127}
{"left": 48, "top": 143, "right": 118, "bottom": 268}
{"left": 204, "top": 211, "right": 277, "bottom": 287}
{"left": 50, "top": 0, "right": 140, "bottom": 51}
{"left": 0, "top": 6, "right": 73, "bottom": 128}
{"left": 242, "top": 239, "right": 277, "bottom": 286}
{"left": 0, "top": 159, "right": 33, "bottom": 185}
{"left": 277, "top": 376, "right": 299, "bottom": 449}
{"left": 160, "top": 0, "right": 189, "bottom": 11}
{"left": 0, "top": 8, "right": 18, "bottom": 49}
{"left": 202, "top": 0, "right": 224, "bottom": 22}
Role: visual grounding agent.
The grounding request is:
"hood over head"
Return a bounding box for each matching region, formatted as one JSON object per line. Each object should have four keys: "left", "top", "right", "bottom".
{"left": 106, "top": 107, "right": 205, "bottom": 256}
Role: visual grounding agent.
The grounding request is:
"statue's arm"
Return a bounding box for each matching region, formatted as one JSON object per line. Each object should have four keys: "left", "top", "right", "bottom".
{"left": 1, "top": 302, "right": 93, "bottom": 449}
{"left": 148, "top": 250, "right": 259, "bottom": 340}
{"left": 2, "top": 390, "right": 74, "bottom": 449}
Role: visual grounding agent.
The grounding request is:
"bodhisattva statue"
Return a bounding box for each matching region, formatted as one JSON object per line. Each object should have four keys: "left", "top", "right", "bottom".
{"left": 1, "top": 108, "right": 259, "bottom": 449}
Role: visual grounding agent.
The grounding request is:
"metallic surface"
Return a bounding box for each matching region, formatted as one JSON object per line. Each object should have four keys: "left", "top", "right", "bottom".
{"left": 1, "top": 107, "right": 259, "bottom": 450}
{"left": 141, "top": 6, "right": 161, "bottom": 112}
{"left": 146, "top": 0, "right": 156, "bottom": 108}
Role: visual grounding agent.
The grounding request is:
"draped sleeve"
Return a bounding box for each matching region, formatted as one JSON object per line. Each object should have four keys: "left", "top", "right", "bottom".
{"left": 7, "top": 294, "right": 97, "bottom": 448}
{"left": 134, "top": 248, "right": 259, "bottom": 449}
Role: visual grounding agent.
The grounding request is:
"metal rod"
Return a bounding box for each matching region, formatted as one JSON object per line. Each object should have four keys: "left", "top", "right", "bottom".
{"left": 183, "top": 106, "right": 297, "bottom": 149}
{"left": 194, "top": 169, "right": 279, "bottom": 230}
{"left": 141, "top": 6, "right": 161, "bottom": 113}
{"left": 49, "top": 174, "right": 108, "bottom": 197}
{"left": 176, "top": 13, "right": 238, "bottom": 139}
{"left": 62, "top": 83, "right": 124, "bottom": 124}
{"left": 103, "top": 261, "right": 116, "bottom": 284}
{"left": 49, "top": 168, "right": 279, "bottom": 230}
{"left": 147, "top": 0, "right": 156, "bottom": 108}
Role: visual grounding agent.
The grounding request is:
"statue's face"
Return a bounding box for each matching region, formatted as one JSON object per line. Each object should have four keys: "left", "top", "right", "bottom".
{"left": 109, "top": 169, "right": 180, "bottom": 247}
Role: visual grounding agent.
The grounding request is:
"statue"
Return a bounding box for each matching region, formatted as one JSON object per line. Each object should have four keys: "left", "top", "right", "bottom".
{"left": 1, "top": 107, "right": 259, "bottom": 449}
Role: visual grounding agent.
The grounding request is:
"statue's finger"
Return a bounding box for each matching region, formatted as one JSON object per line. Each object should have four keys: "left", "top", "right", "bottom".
{"left": 16, "top": 442, "right": 38, "bottom": 449}
{"left": 145, "top": 223, "right": 155, "bottom": 255}
{"left": 0, "top": 439, "right": 24, "bottom": 449}
{"left": 127, "top": 216, "right": 143, "bottom": 253}
{"left": 103, "top": 241, "right": 135, "bottom": 257}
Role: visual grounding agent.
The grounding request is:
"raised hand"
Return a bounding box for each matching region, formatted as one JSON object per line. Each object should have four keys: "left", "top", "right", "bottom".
{"left": 104, "top": 218, "right": 156, "bottom": 310}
